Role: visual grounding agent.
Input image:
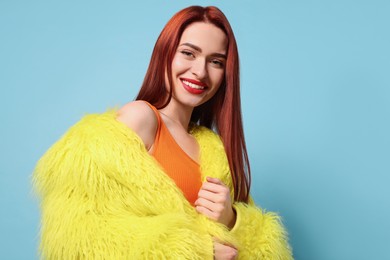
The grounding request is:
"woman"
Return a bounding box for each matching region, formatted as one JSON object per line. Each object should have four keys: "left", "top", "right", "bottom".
{"left": 34, "top": 6, "right": 292, "bottom": 259}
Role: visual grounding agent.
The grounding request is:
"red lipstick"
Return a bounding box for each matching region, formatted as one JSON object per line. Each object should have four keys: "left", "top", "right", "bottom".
{"left": 180, "top": 78, "right": 207, "bottom": 95}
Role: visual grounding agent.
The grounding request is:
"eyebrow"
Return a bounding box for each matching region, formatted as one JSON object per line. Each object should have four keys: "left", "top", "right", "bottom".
{"left": 180, "top": 42, "right": 227, "bottom": 59}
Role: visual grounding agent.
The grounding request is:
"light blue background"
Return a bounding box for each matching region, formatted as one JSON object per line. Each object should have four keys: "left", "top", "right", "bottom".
{"left": 1, "top": 1, "right": 389, "bottom": 259}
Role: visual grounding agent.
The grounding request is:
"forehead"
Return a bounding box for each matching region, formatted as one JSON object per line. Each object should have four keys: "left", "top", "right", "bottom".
{"left": 179, "top": 22, "right": 228, "bottom": 54}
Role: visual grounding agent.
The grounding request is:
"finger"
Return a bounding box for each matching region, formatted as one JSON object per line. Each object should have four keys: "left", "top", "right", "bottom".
{"left": 206, "top": 176, "right": 223, "bottom": 184}
{"left": 197, "top": 189, "right": 220, "bottom": 203}
{"left": 202, "top": 182, "right": 226, "bottom": 192}
{"left": 195, "top": 197, "right": 217, "bottom": 211}
{"left": 214, "top": 242, "right": 238, "bottom": 259}
{"left": 213, "top": 238, "right": 237, "bottom": 249}
{"left": 195, "top": 205, "right": 215, "bottom": 219}
{"left": 201, "top": 182, "right": 229, "bottom": 195}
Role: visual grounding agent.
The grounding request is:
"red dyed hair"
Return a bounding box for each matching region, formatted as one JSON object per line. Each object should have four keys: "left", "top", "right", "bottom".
{"left": 136, "top": 6, "right": 251, "bottom": 202}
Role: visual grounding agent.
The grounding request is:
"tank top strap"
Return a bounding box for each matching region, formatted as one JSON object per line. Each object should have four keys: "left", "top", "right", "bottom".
{"left": 141, "top": 101, "right": 162, "bottom": 151}
{"left": 142, "top": 101, "right": 161, "bottom": 126}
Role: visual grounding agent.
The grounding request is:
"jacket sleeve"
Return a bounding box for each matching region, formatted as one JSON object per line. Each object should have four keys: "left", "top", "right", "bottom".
{"left": 33, "top": 113, "right": 214, "bottom": 259}
{"left": 230, "top": 198, "right": 293, "bottom": 260}
{"left": 193, "top": 126, "right": 293, "bottom": 259}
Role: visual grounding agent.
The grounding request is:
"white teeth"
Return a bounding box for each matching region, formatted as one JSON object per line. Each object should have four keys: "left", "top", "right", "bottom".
{"left": 182, "top": 80, "right": 205, "bottom": 90}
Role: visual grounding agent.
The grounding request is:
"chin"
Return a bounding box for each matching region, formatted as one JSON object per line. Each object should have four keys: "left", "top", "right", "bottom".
{"left": 173, "top": 96, "right": 205, "bottom": 109}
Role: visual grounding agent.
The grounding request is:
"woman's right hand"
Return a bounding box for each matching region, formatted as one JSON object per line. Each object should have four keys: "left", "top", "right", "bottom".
{"left": 214, "top": 241, "right": 238, "bottom": 260}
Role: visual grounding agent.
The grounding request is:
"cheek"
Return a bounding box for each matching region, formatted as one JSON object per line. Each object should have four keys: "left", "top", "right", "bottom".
{"left": 211, "top": 70, "right": 225, "bottom": 88}
{"left": 207, "top": 73, "right": 224, "bottom": 98}
{"left": 171, "top": 57, "right": 190, "bottom": 74}
{"left": 166, "top": 57, "right": 187, "bottom": 89}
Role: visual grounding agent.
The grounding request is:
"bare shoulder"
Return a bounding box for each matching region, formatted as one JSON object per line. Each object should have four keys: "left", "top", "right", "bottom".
{"left": 117, "top": 100, "right": 158, "bottom": 149}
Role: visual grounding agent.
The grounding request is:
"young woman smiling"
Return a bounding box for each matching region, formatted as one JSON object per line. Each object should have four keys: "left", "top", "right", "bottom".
{"left": 34, "top": 6, "right": 292, "bottom": 260}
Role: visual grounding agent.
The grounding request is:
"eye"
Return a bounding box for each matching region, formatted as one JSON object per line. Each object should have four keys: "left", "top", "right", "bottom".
{"left": 180, "top": 50, "right": 195, "bottom": 58}
{"left": 210, "top": 59, "right": 224, "bottom": 68}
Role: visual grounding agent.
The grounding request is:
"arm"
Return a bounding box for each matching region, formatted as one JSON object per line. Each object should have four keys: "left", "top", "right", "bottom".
{"left": 193, "top": 127, "right": 293, "bottom": 259}
{"left": 195, "top": 176, "right": 236, "bottom": 229}
{"left": 33, "top": 112, "right": 214, "bottom": 259}
{"left": 195, "top": 177, "right": 238, "bottom": 260}
{"left": 195, "top": 177, "right": 292, "bottom": 259}
{"left": 230, "top": 198, "right": 293, "bottom": 260}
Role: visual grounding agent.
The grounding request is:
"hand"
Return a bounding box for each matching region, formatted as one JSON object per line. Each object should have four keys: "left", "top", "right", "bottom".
{"left": 195, "top": 177, "right": 236, "bottom": 229}
{"left": 214, "top": 240, "right": 238, "bottom": 260}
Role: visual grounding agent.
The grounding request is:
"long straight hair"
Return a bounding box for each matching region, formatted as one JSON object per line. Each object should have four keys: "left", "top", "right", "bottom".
{"left": 136, "top": 6, "right": 251, "bottom": 202}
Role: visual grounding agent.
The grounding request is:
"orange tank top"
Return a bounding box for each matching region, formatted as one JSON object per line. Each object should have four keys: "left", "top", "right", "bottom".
{"left": 145, "top": 102, "right": 202, "bottom": 206}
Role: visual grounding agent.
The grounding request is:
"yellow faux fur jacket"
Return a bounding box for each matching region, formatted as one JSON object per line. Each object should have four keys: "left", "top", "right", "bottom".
{"left": 33, "top": 111, "right": 292, "bottom": 259}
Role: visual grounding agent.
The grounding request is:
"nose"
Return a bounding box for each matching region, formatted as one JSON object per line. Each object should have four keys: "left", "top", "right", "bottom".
{"left": 191, "top": 58, "right": 208, "bottom": 79}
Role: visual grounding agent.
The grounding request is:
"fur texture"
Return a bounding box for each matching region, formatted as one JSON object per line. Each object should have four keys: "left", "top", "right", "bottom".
{"left": 33, "top": 111, "right": 292, "bottom": 259}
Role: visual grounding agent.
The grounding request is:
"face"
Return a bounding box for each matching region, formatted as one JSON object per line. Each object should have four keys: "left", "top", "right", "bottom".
{"left": 167, "top": 22, "right": 228, "bottom": 109}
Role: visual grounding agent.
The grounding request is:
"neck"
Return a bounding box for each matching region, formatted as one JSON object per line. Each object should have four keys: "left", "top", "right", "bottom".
{"left": 159, "top": 101, "right": 193, "bottom": 131}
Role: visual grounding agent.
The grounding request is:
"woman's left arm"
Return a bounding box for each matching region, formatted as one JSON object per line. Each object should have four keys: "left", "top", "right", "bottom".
{"left": 194, "top": 127, "right": 293, "bottom": 259}
{"left": 196, "top": 177, "right": 293, "bottom": 260}
{"left": 195, "top": 177, "right": 236, "bottom": 229}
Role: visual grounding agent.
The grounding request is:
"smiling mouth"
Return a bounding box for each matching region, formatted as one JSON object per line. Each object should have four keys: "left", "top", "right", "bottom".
{"left": 181, "top": 79, "right": 206, "bottom": 90}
